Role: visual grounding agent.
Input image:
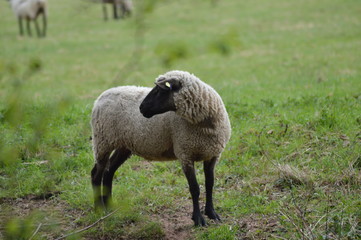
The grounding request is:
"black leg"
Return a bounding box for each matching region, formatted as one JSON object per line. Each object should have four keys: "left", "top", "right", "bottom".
{"left": 182, "top": 160, "right": 206, "bottom": 226}
{"left": 34, "top": 19, "right": 40, "bottom": 37}
{"left": 42, "top": 13, "right": 47, "bottom": 37}
{"left": 204, "top": 157, "right": 221, "bottom": 221}
{"left": 102, "top": 149, "right": 131, "bottom": 208}
{"left": 26, "top": 19, "right": 32, "bottom": 37}
{"left": 120, "top": 5, "right": 125, "bottom": 18}
{"left": 113, "top": 2, "right": 118, "bottom": 19}
{"left": 102, "top": 4, "right": 108, "bottom": 20}
{"left": 18, "top": 17, "right": 24, "bottom": 36}
{"left": 91, "top": 151, "right": 110, "bottom": 211}
{"left": 91, "top": 163, "right": 105, "bottom": 211}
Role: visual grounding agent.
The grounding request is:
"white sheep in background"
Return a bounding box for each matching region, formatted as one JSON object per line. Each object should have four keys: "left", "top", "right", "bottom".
{"left": 102, "top": 0, "right": 132, "bottom": 20}
{"left": 9, "top": 0, "right": 47, "bottom": 37}
{"left": 91, "top": 70, "right": 231, "bottom": 226}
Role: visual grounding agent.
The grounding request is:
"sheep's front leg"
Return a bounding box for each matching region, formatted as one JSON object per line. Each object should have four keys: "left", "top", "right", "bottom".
{"left": 182, "top": 160, "right": 206, "bottom": 226}
{"left": 34, "top": 19, "right": 40, "bottom": 38}
{"left": 42, "top": 13, "right": 47, "bottom": 37}
{"left": 26, "top": 18, "right": 32, "bottom": 37}
{"left": 18, "top": 17, "right": 24, "bottom": 36}
{"left": 102, "top": 3, "right": 108, "bottom": 20}
{"left": 204, "top": 157, "right": 221, "bottom": 221}
{"left": 112, "top": 2, "right": 118, "bottom": 19}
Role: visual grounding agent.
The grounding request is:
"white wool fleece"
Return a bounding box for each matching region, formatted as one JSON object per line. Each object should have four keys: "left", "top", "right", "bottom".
{"left": 10, "top": 0, "right": 47, "bottom": 19}
{"left": 91, "top": 71, "right": 231, "bottom": 164}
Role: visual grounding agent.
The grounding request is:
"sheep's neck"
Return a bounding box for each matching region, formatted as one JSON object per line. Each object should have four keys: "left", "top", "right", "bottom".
{"left": 176, "top": 83, "right": 224, "bottom": 126}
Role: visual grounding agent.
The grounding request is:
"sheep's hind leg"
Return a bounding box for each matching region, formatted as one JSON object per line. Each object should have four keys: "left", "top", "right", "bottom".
{"left": 102, "top": 148, "right": 131, "bottom": 208}
{"left": 204, "top": 157, "right": 221, "bottom": 221}
{"left": 18, "top": 17, "right": 24, "bottom": 36}
{"left": 26, "top": 18, "right": 32, "bottom": 37}
{"left": 91, "top": 153, "right": 109, "bottom": 211}
{"left": 182, "top": 160, "right": 206, "bottom": 226}
{"left": 34, "top": 19, "right": 40, "bottom": 38}
{"left": 112, "top": 2, "right": 118, "bottom": 19}
{"left": 102, "top": 3, "right": 108, "bottom": 20}
{"left": 41, "top": 12, "right": 47, "bottom": 37}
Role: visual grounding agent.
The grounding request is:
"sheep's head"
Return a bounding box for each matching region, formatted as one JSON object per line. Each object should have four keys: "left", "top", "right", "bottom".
{"left": 139, "top": 77, "right": 182, "bottom": 118}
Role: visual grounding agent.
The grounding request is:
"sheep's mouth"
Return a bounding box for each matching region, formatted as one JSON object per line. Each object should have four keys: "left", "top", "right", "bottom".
{"left": 141, "top": 112, "right": 154, "bottom": 118}
{"left": 139, "top": 106, "right": 155, "bottom": 118}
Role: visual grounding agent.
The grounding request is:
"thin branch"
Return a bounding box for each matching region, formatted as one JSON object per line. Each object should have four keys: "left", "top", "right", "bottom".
{"left": 290, "top": 192, "right": 315, "bottom": 240}
{"left": 325, "top": 193, "right": 330, "bottom": 239}
{"left": 279, "top": 209, "right": 312, "bottom": 240}
{"left": 310, "top": 213, "right": 327, "bottom": 232}
{"left": 28, "top": 223, "right": 42, "bottom": 240}
{"left": 256, "top": 124, "right": 280, "bottom": 168}
{"left": 270, "top": 233, "right": 288, "bottom": 240}
{"left": 0, "top": 222, "right": 63, "bottom": 230}
{"left": 55, "top": 208, "right": 120, "bottom": 240}
{"left": 257, "top": 125, "right": 270, "bottom": 159}
{"left": 22, "top": 160, "right": 49, "bottom": 165}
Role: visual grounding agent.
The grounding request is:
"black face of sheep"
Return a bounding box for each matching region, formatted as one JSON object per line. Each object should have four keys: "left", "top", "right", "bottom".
{"left": 139, "top": 79, "right": 181, "bottom": 118}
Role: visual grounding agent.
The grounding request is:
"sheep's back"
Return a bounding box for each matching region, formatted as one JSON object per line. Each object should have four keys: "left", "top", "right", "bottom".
{"left": 92, "top": 86, "right": 176, "bottom": 160}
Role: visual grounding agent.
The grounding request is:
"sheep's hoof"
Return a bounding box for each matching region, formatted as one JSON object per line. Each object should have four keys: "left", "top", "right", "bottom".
{"left": 102, "top": 196, "right": 112, "bottom": 208}
{"left": 94, "top": 199, "right": 107, "bottom": 213}
{"left": 94, "top": 204, "right": 105, "bottom": 213}
{"left": 205, "top": 208, "right": 221, "bottom": 222}
{"left": 192, "top": 214, "right": 207, "bottom": 227}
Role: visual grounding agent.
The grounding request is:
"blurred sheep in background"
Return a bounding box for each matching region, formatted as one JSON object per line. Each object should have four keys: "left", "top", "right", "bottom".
{"left": 102, "top": 0, "right": 132, "bottom": 20}
{"left": 9, "top": 0, "right": 47, "bottom": 37}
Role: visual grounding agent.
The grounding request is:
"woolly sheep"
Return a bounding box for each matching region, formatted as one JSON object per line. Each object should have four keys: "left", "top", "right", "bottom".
{"left": 102, "top": 0, "right": 132, "bottom": 20}
{"left": 9, "top": 0, "right": 47, "bottom": 37}
{"left": 118, "top": 0, "right": 132, "bottom": 18}
{"left": 91, "top": 70, "right": 231, "bottom": 226}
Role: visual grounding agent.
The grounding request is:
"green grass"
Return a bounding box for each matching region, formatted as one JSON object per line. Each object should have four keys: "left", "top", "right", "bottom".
{"left": 1, "top": 0, "right": 360, "bottom": 239}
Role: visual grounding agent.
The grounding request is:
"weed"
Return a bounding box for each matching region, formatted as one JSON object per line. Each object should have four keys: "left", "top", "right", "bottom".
{"left": 196, "top": 224, "right": 239, "bottom": 240}
{"left": 3, "top": 217, "right": 35, "bottom": 240}
{"left": 128, "top": 221, "right": 165, "bottom": 240}
{"left": 274, "top": 163, "right": 314, "bottom": 190}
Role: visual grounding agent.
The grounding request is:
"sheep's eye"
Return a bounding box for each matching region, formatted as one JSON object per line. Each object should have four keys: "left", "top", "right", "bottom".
{"left": 165, "top": 82, "right": 171, "bottom": 88}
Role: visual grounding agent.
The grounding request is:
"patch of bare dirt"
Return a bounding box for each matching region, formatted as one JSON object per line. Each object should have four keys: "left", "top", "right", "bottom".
{"left": 150, "top": 202, "right": 194, "bottom": 240}
{"left": 236, "top": 214, "right": 285, "bottom": 239}
{"left": 0, "top": 192, "right": 61, "bottom": 216}
{"left": 0, "top": 194, "right": 86, "bottom": 239}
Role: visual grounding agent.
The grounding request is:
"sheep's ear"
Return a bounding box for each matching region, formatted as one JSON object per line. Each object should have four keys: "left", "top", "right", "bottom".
{"left": 156, "top": 78, "right": 181, "bottom": 91}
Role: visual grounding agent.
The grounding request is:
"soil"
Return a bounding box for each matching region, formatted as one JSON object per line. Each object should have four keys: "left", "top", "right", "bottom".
{"left": 0, "top": 194, "right": 283, "bottom": 239}
{"left": 150, "top": 203, "right": 194, "bottom": 240}
{"left": 0, "top": 194, "right": 85, "bottom": 240}
{"left": 0, "top": 194, "right": 196, "bottom": 240}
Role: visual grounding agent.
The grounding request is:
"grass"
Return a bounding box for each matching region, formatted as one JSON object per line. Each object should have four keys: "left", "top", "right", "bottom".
{"left": 0, "top": 0, "right": 360, "bottom": 239}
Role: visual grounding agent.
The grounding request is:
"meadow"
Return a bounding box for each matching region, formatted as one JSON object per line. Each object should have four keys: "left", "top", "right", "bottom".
{"left": 0, "top": 0, "right": 360, "bottom": 239}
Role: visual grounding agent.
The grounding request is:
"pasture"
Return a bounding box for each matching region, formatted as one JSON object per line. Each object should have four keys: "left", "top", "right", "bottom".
{"left": 0, "top": 0, "right": 360, "bottom": 239}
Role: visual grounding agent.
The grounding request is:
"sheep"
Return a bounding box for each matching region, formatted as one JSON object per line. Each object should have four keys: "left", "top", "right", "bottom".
{"left": 118, "top": 0, "right": 132, "bottom": 18}
{"left": 9, "top": 0, "right": 47, "bottom": 37}
{"left": 91, "top": 70, "right": 231, "bottom": 226}
{"left": 102, "top": 0, "right": 132, "bottom": 20}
